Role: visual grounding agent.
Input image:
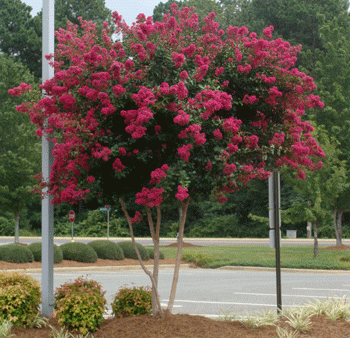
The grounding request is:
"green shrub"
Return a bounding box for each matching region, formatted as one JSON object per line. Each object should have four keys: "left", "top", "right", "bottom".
{"left": 111, "top": 286, "right": 152, "bottom": 317}
{"left": 340, "top": 256, "right": 350, "bottom": 262}
{"left": 60, "top": 242, "right": 97, "bottom": 263}
{"left": 0, "top": 272, "right": 41, "bottom": 326}
{"left": 27, "top": 242, "right": 63, "bottom": 263}
{"left": 87, "top": 240, "right": 124, "bottom": 260}
{"left": 54, "top": 277, "right": 107, "bottom": 335}
{"left": 0, "top": 244, "right": 33, "bottom": 263}
{"left": 0, "top": 217, "right": 14, "bottom": 236}
{"left": 118, "top": 241, "right": 150, "bottom": 261}
{"left": 147, "top": 247, "right": 165, "bottom": 260}
{"left": 181, "top": 252, "right": 213, "bottom": 267}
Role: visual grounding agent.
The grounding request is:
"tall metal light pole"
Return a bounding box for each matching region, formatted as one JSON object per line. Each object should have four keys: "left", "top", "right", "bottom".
{"left": 41, "top": 0, "right": 55, "bottom": 317}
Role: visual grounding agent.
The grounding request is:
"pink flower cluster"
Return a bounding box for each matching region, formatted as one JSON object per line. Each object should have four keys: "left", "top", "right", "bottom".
{"left": 243, "top": 94, "right": 259, "bottom": 104}
{"left": 149, "top": 165, "right": 169, "bottom": 184}
{"left": 175, "top": 186, "right": 189, "bottom": 201}
{"left": 8, "top": 82, "right": 32, "bottom": 97}
{"left": 177, "top": 144, "right": 193, "bottom": 162}
{"left": 130, "top": 211, "right": 143, "bottom": 224}
{"left": 135, "top": 187, "right": 164, "bottom": 207}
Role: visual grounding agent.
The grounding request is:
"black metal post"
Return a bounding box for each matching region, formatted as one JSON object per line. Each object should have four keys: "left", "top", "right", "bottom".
{"left": 273, "top": 170, "right": 282, "bottom": 313}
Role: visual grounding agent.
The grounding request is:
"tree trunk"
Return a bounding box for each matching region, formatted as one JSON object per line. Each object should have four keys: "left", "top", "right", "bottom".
{"left": 167, "top": 198, "right": 190, "bottom": 313}
{"left": 306, "top": 221, "right": 312, "bottom": 239}
{"left": 333, "top": 210, "right": 343, "bottom": 246}
{"left": 14, "top": 213, "right": 20, "bottom": 243}
{"left": 119, "top": 198, "right": 163, "bottom": 315}
{"left": 313, "top": 222, "right": 318, "bottom": 259}
{"left": 146, "top": 206, "right": 162, "bottom": 315}
{"left": 306, "top": 201, "right": 312, "bottom": 239}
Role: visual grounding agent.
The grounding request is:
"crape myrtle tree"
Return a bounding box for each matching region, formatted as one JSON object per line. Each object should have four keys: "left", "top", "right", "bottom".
{"left": 10, "top": 4, "right": 325, "bottom": 314}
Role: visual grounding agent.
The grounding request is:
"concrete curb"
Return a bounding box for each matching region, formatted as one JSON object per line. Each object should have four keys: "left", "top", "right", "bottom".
{"left": 217, "top": 265, "right": 350, "bottom": 274}
{"left": 0, "top": 236, "right": 336, "bottom": 242}
{"left": 0, "top": 263, "right": 192, "bottom": 274}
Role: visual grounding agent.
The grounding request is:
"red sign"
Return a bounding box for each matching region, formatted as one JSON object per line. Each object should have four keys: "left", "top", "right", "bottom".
{"left": 69, "top": 210, "right": 75, "bottom": 223}
{"left": 105, "top": 205, "right": 110, "bottom": 210}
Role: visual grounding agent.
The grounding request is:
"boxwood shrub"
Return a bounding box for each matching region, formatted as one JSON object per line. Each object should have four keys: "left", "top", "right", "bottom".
{"left": 118, "top": 241, "right": 150, "bottom": 261}
{"left": 60, "top": 242, "right": 97, "bottom": 263}
{"left": 147, "top": 247, "right": 165, "bottom": 260}
{"left": 27, "top": 242, "right": 63, "bottom": 263}
{"left": 87, "top": 240, "right": 124, "bottom": 260}
{"left": 0, "top": 244, "right": 33, "bottom": 263}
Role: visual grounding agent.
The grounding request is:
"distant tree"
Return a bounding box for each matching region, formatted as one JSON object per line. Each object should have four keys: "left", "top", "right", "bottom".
{"left": 0, "top": 54, "right": 41, "bottom": 242}
{"left": 282, "top": 125, "right": 348, "bottom": 257}
{"left": 0, "top": 0, "right": 115, "bottom": 79}
{"left": 312, "top": 15, "right": 350, "bottom": 245}
{"left": 0, "top": 0, "right": 42, "bottom": 79}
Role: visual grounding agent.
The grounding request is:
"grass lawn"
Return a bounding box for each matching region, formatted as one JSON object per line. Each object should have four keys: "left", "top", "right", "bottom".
{"left": 160, "top": 245, "right": 350, "bottom": 270}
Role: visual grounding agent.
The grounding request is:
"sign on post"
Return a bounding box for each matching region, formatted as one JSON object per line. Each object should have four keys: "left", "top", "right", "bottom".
{"left": 69, "top": 210, "right": 75, "bottom": 242}
{"left": 106, "top": 205, "right": 110, "bottom": 240}
{"left": 99, "top": 205, "right": 110, "bottom": 239}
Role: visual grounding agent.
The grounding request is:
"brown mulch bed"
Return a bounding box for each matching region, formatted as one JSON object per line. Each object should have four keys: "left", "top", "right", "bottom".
{"left": 320, "top": 244, "right": 350, "bottom": 251}
{"left": 11, "top": 313, "right": 350, "bottom": 338}
{"left": 0, "top": 257, "right": 185, "bottom": 271}
{"left": 164, "top": 241, "right": 203, "bottom": 248}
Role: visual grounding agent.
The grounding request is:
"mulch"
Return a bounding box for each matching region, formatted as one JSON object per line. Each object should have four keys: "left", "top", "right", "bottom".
{"left": 320, "top": 244, "right": 350, "bottom": 251}
{"left": 11, "top": 313, "right": 350, "bottom": 338}
{"left": 163, "top": 241, "right": 203, "bottom": 248}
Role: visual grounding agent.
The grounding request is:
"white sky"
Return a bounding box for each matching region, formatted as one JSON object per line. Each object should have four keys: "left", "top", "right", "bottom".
{"left": 22, "top": 0, "right": 165, "bottom": 26}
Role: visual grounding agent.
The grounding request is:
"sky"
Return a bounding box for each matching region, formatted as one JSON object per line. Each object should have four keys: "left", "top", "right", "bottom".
{"left": 22, "top": 0, "right": 165, "bottom": 26}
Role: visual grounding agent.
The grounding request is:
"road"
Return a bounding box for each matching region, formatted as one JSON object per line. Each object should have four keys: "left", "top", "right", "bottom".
{"left": 30, "top": 268, "right": 350, "bottom": 317}
{"left": 2, "top": 236, "right": 350, "bottom": 247}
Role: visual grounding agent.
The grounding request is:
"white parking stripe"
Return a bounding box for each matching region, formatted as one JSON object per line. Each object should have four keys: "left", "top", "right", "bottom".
{"left": 293, "top": 287, "right": 350, "bottom": 292}
{"left": 232, "top": 292, "right": 346, "bottom": 299}
{"left": 162, "top": 299, "right": 300, "bottom": 307}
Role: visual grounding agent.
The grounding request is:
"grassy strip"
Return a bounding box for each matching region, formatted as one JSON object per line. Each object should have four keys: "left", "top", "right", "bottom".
{"left": 160, "top": 245, "right": 350, "bottom": 270}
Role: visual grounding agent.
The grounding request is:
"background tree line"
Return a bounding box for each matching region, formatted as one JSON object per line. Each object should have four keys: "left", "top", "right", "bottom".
{"left": 1, "top": 0, "right": 350, "bottom": 241}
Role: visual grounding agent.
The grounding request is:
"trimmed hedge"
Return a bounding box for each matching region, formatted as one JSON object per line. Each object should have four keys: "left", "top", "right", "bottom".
{"left": 118, "top": 241, "right": 150, "bottom": 261}
{"left": 60, "top": 242, "right": 98, "bottom": 263}
{"left": 0, "top": 244, "right": 33, "bottom": 263}
{"left": 87, "top": 240, "right": 124, "bottom": 260}
{"left": 147, "top": 247, "right": 165, "bottom": 260}
{"left": 27, "top": 242, "right": 63, "bottom": 263}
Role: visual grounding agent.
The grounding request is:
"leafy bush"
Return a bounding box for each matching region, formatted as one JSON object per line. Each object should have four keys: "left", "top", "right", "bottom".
{"left": 27, "top": 242, "right": 63, "bottom": 263}
{"left": 54, "top": 277, "right": 107, "bottom": 335}
{"left": 111, "top": 286, "right": 152, "bottom": 317}
{"left": 188, "top": 214, "right": 242, "bottom": 238}
{"left": 0, "top": 217, "right": 14, "bottom": 236}
{"left": 117, "top": 241, "right": 150, "bottom": 261}
{"left": 60, "top": 242, "right": 97, "bottom": 263}
{"left": 0, "top": 272, "right": 41, "bottom": 326}
{"left": 147, "top": 247, "right": 165, "bottom": 260}
{"left": 74, "top": 211, "right": 130, "bottom": 237}
{"left": 0, "top": 244, "right": 33, "bottom": 263}
{"left": 181, "top": 252, "right": 213, "bottom": 267}
{"left": 87, "top": 240, "right": 124, "bottom": 260}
